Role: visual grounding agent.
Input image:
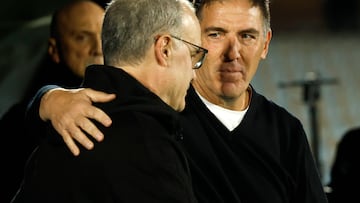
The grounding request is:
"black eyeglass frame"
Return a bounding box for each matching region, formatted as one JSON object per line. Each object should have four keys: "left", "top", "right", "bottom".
{"left": 170, "top": 35, "right": 208, "bottom": 69}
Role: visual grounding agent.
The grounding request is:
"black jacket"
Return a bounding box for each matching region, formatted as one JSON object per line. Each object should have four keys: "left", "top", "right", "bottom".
{"left": 12, "top": 65, "right": 197, "bottom": 203}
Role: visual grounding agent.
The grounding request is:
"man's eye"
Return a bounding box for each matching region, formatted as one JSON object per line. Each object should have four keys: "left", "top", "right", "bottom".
{"left": 242, "top": 33, "right": 255, "bottom": 39}
{"left": 208, "top": 32, "right": 220, "bottom": 38}
{"left": 74, "top": 34, "right": 90, "bottom": 43}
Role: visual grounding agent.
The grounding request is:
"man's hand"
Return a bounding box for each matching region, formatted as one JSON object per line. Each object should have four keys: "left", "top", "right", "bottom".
{"left": 40, "top": 88, "right": 116, "bottom": 156}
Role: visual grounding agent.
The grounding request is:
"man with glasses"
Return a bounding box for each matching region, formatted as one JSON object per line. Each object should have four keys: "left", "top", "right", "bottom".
{"left": 11, "top": 0, "right": 204, "bottom": 202}
{"left": 24, "top": 0, "right": 328, "bottom": 202}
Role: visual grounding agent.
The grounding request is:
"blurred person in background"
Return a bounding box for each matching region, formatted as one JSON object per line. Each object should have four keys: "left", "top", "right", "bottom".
{"left": 0, "top": 0, "right": 104, "bottom": 201}
{"left": 326, "top": 127, "right": 360, "bottom": 203}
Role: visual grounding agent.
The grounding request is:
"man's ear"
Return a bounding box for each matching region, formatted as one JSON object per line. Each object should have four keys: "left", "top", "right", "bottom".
{"left": 48, "top": 38, "right": 60, "bottom": 63}
{"left": 154, "top": 35, "right": 171, "bottom": 67}
{"left": 261, "top": 29, "right": 272, "bottom": 59}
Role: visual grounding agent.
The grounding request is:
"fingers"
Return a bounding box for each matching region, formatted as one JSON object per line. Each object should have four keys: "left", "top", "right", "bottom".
{"left": 72, "top": 88, "right": 115, "bottom": 127}
{"left": 82, "top": 88, "right": 116, "bottom": 103}
{"left": 76, "top": 112, "right": 105, "bottom": 142}
{"left": 52, "top": 117, "right": 94, "bottom": 155}
{"left": 62, "top": 131, "right": 82, "bottom": 156}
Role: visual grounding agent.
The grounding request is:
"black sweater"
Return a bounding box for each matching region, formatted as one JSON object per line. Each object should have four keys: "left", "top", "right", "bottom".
{"left": 181, "top": 85, "right": 328, "bottom": 203}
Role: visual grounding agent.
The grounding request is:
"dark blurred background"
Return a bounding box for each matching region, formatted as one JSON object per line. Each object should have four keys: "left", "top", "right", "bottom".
{"left": 0, "top": 0, "right": 359, "bottom": 186}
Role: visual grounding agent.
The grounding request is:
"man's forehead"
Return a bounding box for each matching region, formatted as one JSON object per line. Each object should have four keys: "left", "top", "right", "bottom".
{"left": 200, "top": 1, "right": 264, "bottom": 33}
{"left": 201, "top": 1, "right": 262, "bottom": 21}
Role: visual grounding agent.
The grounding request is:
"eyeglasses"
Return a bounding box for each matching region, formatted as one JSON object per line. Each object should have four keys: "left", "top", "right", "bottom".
{"left": 170, "top": 35, "right": 208, "bottom": 69}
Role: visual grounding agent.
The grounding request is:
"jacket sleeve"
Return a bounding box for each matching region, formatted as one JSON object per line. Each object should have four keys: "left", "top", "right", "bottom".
{"left": 24, "top": 85, "right": 60, "bottom": 139}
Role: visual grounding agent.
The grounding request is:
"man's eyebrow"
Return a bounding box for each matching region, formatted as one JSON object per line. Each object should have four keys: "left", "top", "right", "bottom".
{"left": 241, "top": 28, "right": 259, "bottom": 33}
{"left": 204, "top": 27, "right": 260, "bottom": 35}
{"left": 239, "top": 28, "right": 260, "bottom": 35}
{"left": 204, "top": 26, "right": 227, "bottom": 33}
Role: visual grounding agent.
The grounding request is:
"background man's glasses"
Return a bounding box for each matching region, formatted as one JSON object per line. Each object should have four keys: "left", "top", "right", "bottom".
{"left": 171, "top": 35, "right": 208, "bottom": 69}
